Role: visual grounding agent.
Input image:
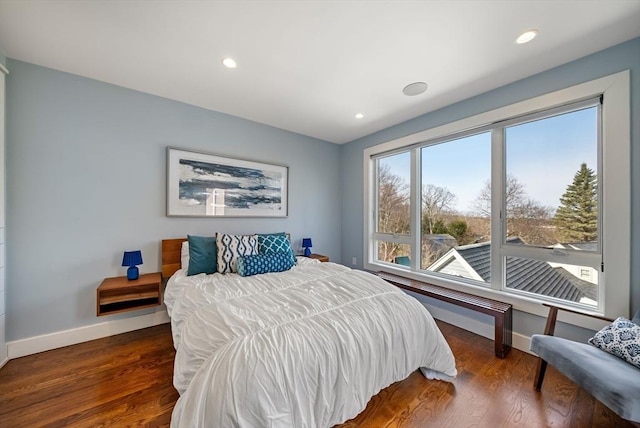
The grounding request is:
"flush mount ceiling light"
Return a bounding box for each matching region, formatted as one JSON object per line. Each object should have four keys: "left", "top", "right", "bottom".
{"left": 355, "top": 113, "right": 364, "bottom": 119}
{"left": 222, "top": 57, "right": 237, "bottom": 68}
{"left": 516, "top": 29, "right": 538, "bottom": 44}
{"left": 402, "top": 82, "right": 428, "bottom": 96}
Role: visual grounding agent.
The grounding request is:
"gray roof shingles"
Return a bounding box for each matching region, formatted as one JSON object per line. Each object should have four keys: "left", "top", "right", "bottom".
{"left": 453, "top": 238, "right": 593, "bottom": 303}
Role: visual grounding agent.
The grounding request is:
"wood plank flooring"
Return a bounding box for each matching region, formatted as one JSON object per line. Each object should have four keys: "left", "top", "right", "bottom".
{"left": 0, "top": 321, "right": 633, "bottom": 427}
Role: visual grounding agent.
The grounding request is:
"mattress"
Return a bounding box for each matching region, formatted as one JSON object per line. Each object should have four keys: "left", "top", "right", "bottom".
{"left": 165, "top": 257, "right": 456, "bottom": 427}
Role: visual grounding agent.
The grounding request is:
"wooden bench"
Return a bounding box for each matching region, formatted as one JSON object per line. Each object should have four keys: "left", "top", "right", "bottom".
{"left": 376, "top": 272, "right": 513, "bottom": 358}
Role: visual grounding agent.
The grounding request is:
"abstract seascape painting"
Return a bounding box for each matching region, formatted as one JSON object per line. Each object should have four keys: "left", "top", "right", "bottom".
{"left": 167, "top": 148, "right": 288, "bottom": 217}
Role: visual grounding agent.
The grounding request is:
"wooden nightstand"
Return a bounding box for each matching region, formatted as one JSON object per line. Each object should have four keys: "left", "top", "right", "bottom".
{"left": 97, "top": 272, "right": 162, "bottom": 316}
{"left": 308, "top": 253, "right": 329, "bottom": 263}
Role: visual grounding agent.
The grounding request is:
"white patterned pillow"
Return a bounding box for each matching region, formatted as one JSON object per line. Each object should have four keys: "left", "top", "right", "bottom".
{"left": 217, "top": 234, "right": 259, "bottom": 273}
{"left": 589, "top": 317, "right": 640, "bottom": 368}
{"left": 181, "top": 241, "right": 189, "bottom": 270}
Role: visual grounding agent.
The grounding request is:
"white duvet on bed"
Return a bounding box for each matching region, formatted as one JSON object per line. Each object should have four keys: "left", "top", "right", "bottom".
{"left": 165, "top": 258, "right": 456, "bottom": 428}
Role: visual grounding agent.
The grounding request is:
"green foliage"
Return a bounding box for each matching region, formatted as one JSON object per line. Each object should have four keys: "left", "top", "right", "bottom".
{"left": 422, "top": 184, "right": 456, "bottom": 234}
{"left": 421, "top": 217, "right": 469, "bottom": 243}
{"left": 431, "top": 219, "right": 448, "bottom": 234}
{"left": 447, "top": 220, "right": 468, "bottom": 241}
{"left": 554, "top": 163, "right": 598, "bottom": 242}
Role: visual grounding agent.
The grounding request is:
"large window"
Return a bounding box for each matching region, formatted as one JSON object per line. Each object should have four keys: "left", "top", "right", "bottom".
{"left": 364, "top": 71, "right": 630, "bottom": 318}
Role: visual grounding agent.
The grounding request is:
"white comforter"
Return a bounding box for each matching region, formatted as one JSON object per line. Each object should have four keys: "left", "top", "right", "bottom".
{"left": 165, "top": 258, "right": 456, "bottom": 428}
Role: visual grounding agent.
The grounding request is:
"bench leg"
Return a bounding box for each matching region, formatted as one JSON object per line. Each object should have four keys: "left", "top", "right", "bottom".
{"left": 494, "top": 309, "right": 512, "bottom": 358}
{"left": 533, "top": 357, "right": 548, "bottom": 390}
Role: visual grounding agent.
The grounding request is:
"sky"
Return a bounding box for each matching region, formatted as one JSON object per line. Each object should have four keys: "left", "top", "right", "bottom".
{"left": 379, "top": 106, "right": 598, "bottom": 214}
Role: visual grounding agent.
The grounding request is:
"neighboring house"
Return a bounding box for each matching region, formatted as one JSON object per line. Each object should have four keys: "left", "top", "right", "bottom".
{"left": 423, "top": 234, "right": 458, "bottom": 261}
{"left": 550, "top": 242, "right": 599, "bottom": 285}
{"left": 427, "top": 238, "right": 597, "bottom": 305}
{"left": 392, "top": 234, "right": 458, "bottom": 267}
{"left": 556, "top": 242, "right": 598, "bottom": 252}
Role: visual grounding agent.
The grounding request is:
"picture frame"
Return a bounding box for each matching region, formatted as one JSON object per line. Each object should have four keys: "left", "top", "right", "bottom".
{"left": 167, "top": 148, "right": 288, "bottom": 217}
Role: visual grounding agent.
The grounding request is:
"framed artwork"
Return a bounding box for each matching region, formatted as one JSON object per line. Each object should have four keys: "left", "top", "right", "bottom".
{"left": 167, "top": 148, "right": 288, "bottom": 217}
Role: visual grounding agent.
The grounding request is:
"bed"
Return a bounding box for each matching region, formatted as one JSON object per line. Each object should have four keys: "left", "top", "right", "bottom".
{"left": 162, "top": 238, "right": 457, "bottom": 427}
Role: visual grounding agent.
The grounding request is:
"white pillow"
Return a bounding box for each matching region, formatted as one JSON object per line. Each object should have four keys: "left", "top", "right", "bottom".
{"left": 181, "top": 241, "right": 189, "bottom": 270}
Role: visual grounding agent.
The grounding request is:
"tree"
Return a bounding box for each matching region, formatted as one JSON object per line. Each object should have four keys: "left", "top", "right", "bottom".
{"left": 426, "top": 218, "right": 468, "bottom": 242}
{"left": 378, "top": 164, "right": 410, "bottom": 235}
{"left": 377, "top": 164, "right": 410, "bottom": 262}
{"left": 446, "top": 220, "right": 468, "bottom": 242}
{"left": 431, "top": 219, "right": 448, "bottom": 234}
{"left": 473, "top": 175, "right": 526, "bottom": 217}
{"left": 554, "top": 163, "right": 598, "bottom": 242}
{"left": 422, "top": 184, "right": 456, "bottom": 234}
{"left": 473, "top": 175, "right": 554, "bottom": 245}
{"left": 509, "top": 198, "right": 554, "bottom": 245}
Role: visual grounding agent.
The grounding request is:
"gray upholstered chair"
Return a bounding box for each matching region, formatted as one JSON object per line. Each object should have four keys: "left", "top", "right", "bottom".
{"left": 530, "top": 304, "right": 640, "bottom": 423}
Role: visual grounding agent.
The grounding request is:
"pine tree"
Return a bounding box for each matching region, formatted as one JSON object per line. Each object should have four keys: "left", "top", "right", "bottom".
{"left": 554, "top": 163, "right": 598, "bottom": 242}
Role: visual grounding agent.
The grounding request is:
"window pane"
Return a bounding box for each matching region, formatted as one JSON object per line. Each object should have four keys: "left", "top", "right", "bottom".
{"left": 377, "top": 153, "right": 410, "bottom": 235}
{"left": 375, "top": 241, "right": 411, "bottom": 266}
{"left": 504, "top": 107, "right": 598, "bottom": 250}
{"left": 420, "top": 133, "right": 491, "bottom": 280}
{"left": 505, "top": 256, "right": 598, "bottom": 307}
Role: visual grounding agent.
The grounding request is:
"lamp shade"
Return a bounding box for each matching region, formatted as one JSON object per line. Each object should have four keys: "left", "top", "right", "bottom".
{"left": 122, "top": 250, "right": 143, "bottom": 267}
{"left": 302, "top": 238, "right": 312, "bottom": 248}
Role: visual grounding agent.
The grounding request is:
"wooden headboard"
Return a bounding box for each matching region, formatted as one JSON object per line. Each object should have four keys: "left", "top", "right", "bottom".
{"left": 161, "top": 238, "right": 187, "bottom": 279}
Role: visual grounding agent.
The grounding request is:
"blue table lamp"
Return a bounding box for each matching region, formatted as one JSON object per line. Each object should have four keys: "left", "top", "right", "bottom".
{"left": 302, "top": 238, "right": 312, "bottom": 257}
{"left": 122, "top": 250, "right": 143, "bottom": 280}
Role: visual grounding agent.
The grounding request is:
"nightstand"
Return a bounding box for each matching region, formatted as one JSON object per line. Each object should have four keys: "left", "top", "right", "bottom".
{"left": 97, "top": 272, "right": 162, "bottom": 316}
{"left": 308, "top": 253, "right": 329, "bottom": 263}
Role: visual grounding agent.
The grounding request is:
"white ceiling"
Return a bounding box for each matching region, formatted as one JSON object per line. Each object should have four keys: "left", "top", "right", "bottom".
{"left": 0, "top": 1, "right": 639, "bottom": 144}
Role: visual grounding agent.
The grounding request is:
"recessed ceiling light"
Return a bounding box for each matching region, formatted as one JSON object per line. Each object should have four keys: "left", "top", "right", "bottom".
{"left": 355, "top": 113, "right": 364, "bottom": 119}
{"left": 402, "top": 82, "right": 428, "bottom": 96}
{"left": 516, "top": 30, "right": 538, "bottom": 44}
{"left": 222, "top": 58, "right": 237, "bottom": 68}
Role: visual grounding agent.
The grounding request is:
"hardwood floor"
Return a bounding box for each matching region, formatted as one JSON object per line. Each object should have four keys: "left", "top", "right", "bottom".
{"left": 0, "top": 321, "right": 633, "bottom": 427}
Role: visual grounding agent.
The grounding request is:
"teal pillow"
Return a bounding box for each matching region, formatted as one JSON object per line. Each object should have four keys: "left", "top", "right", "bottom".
{"left": 258, "top": 233, "right": 296, "bottom": 265}
{"left": 187, "top": 235, "right": 217, "bottom": 276}
{"left": 237, "top": 253, "right": 295, "bottom": 277}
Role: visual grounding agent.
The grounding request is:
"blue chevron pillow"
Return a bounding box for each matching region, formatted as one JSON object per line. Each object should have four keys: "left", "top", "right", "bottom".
{"left": 258, "top": 233, "right": 296, "bottom": 265}
{"left": 237, "top": 253, "right": 295, "bottom": 277}
{"left": 216, "top": 233, "right": 259, "bottom": 274}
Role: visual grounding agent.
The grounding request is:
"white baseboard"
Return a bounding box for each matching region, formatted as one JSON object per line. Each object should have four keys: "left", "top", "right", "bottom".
{"left": 7, "top": 310, "right": 170, "bottom": 359}
{"left": 419, "top": 300, "right": 535, "bottom": 355}
{"left": 0, "top": 355, "right": 8, "bottom": 369}
{"left": 513, "top": 332, "right": 534, "bottom": 355}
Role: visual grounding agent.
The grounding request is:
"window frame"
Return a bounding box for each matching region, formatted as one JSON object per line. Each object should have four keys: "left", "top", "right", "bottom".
{"left": 494, "top": 99, "right": 603, "bottom": 311}
{"left": 363, "top": 71, "right": 630, "bottom": 323}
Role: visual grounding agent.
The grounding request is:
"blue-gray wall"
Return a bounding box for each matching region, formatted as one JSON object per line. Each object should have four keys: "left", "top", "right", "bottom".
{"left": 5, "top": 60, "right": 341, "bottom": 341}
{"left": 340, "top": 38, "right": 640, "bottom": 334}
